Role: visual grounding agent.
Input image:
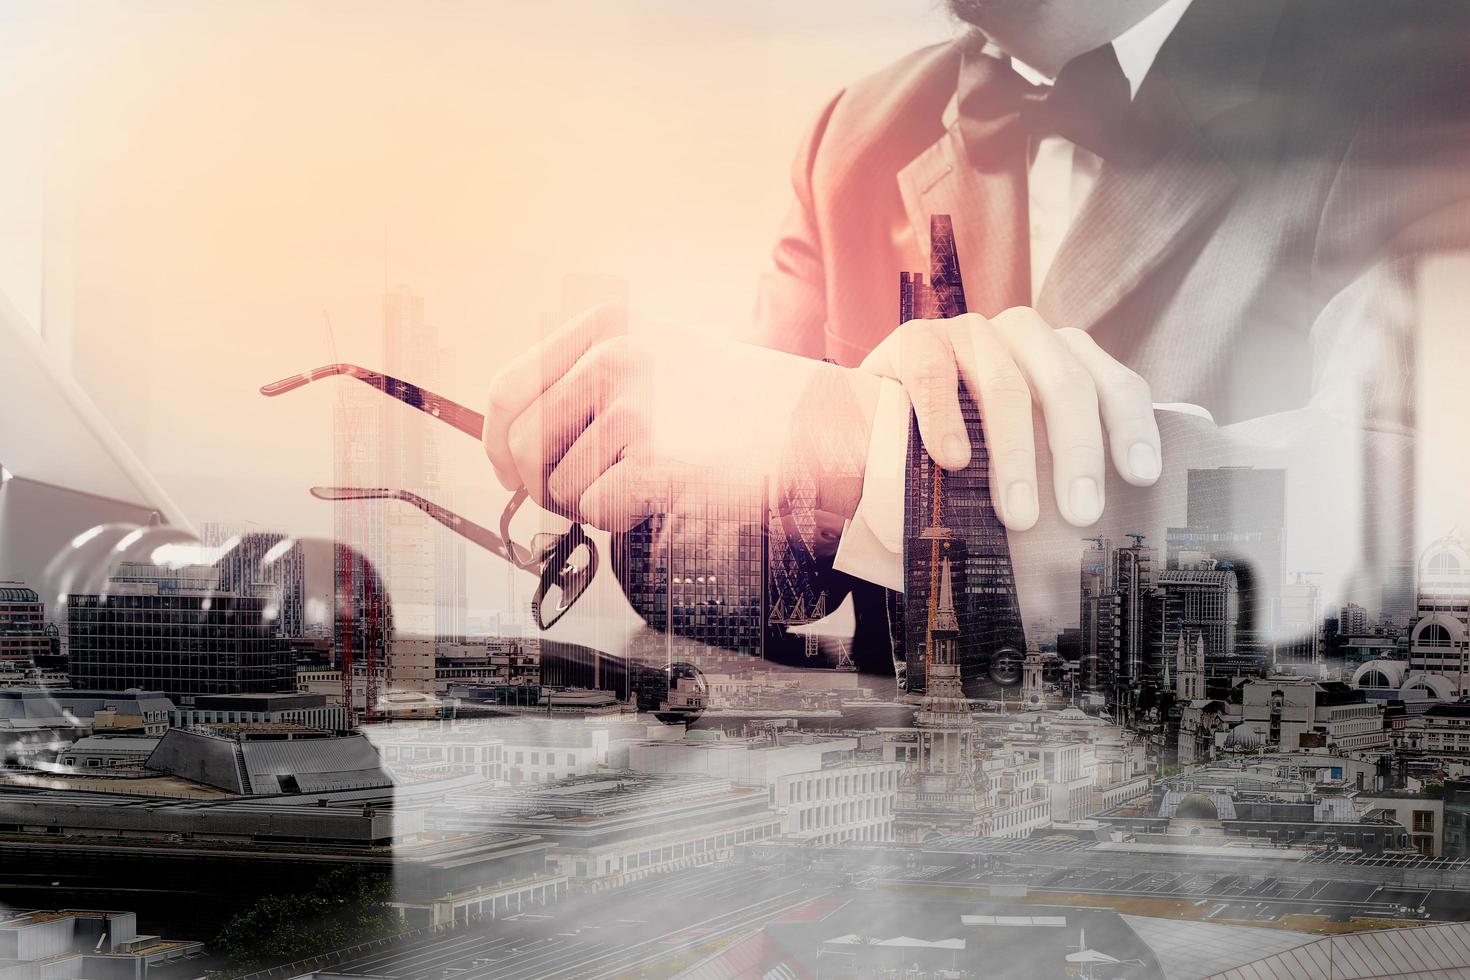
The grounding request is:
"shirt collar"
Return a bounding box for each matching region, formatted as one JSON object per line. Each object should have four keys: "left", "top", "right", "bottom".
{"left": 942, "top": 0, "right": 1194, "bottom": 129}
{"left": 999, "top": 0, "right": 1194, "bottom": 99}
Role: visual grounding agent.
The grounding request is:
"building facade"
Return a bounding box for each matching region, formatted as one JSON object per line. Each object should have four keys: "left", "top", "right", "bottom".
{"left": 0, "top": 583, "right": 52, "bottom": 664}
{"left": 67, "top": 563, "right": 295, "bottom": 697}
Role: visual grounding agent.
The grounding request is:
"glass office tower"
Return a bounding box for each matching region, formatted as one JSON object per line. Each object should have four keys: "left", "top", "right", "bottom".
{"left": 899, "top": 216, "right": 1026, "bottom": 697}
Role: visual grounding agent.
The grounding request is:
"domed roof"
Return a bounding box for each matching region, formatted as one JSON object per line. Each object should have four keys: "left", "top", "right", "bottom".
{"left": 1402, "top": 671, "right": 1459, "bottom": 701}
{"left": 1057, "top": 707, "right": 1090, "bottom": 721}
{"left": 1351, "top": 659, "right": 1411, "bottom": 690}
{"left": 0, "top": 585, "right": 40, "bottom": 604}
{"left": 1224, "top": 723, "right": 1265, "bottom": 749}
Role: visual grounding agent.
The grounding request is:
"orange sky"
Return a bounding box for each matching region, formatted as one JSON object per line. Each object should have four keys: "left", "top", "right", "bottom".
{"left": 0, "top": 1, "right": 953, "bottom": 526}
{"left": 0, "top": 1, "right": 953, "bottom": 632}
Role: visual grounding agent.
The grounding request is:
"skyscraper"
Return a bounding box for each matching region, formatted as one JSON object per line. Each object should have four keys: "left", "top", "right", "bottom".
{"left": 540, "top": 274, "right": 653, "bottom": 676}
{"left": 899, "top": 216, "right": 1025, "bottom": 698}
{"left": 333, "top": 362, "right": 389, "bottom": 720}
{"left": 619, "top": 472, "right": 769, "bottom": 682}
{"left": 1078, "top": 535, "right": 1158, "bottom": 711}
{"left": 200, "top": 523, "right": 307, "bottom": 639}
{"left": 0, "top": 584, "right": 54, "bottom": 665}
{"left": 1381, "top": 560, "right": 1416, "bottom": 625}
{"left": 1275, "top": 574, "right": 1322, "bottom": 669}
{"left": 376, "top": 286, "right": 467, "bottom": 690}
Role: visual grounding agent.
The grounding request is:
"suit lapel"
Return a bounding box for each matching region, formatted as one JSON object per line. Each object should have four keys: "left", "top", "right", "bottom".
{"left": 1035, "top": 78, "right": 1239, "bottom": 330}
{"left": 897, "top": 0, "right": 1286, "bottom": 331}
{"left": 897, "top": 125, "right": 1029, "bottom": 317}
{"left": 1035, "top": 0, "right": 1287, "bottom": 330}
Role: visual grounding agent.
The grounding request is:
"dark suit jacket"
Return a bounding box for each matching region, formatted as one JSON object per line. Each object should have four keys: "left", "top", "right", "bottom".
{"left": 753, "top": 0, "right": 1470, "bottom": 412}
{"left": 623, "top": 0, "right": 1470, "bottom": 677}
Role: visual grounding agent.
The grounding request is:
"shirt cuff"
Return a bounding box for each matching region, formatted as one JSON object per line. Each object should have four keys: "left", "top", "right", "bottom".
{"left": 832, "top": 378, "right": 909, "bottom": 592}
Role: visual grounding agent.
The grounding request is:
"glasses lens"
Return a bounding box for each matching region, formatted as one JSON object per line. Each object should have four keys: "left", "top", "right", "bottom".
{"left": 533, "top": 536, "right": 596, "bottom": 630}
{"left": 501, "top": 490, "right": 572, "bottom": 569}
{"left": 527, "top": 531, "right": 566, "bottom": 558}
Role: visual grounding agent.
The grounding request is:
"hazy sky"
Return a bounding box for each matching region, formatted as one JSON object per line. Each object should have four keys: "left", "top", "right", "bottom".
{"left": 0, "top": 1, "right": 955, "bottom": 638}
{"left": 0, "top": 0, "right": 954, "bottom": 524}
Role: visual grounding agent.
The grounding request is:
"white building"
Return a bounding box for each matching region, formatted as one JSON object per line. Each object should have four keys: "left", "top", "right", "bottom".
{"left": 442, "top": 773, "right": 781, "bottom": 893}
{"left": 979, "top": 749, "right": 1052, "bottom": 838}
{"left": 774, "top": 762, "right": 900, "bottom": 843}
{"left": 1409, "top": 533, "right": 1470, "bottom": 683}
{"left": 1394, "top": 700, "right": 1470, "bottom": 761}
{"left": 1237, "top": 677, "right": 1387, "bottom": 752}
{"left": 372, "top": 716, "right": 675, "bottom": 786}
{"left": 374, "top": 729, "right": 506, "bottom": 782}
{"left": 626, "top": 732, "right": 901, "bottom": 844}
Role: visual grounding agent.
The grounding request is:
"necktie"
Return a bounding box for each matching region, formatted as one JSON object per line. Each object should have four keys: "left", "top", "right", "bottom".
{"left": 957, "top": 42, "right": 1140, "bottom": 171}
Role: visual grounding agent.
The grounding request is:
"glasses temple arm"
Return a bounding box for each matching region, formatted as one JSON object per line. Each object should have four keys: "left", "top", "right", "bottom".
{"left": 311, "top": 486, "right": 514, "bottom": 563}
{"left": 262, "top": 363, "right": 485, "bottom": 439}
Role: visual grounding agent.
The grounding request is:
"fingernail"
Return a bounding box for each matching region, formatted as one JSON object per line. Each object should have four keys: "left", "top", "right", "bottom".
{"left": 941, "top": 434, "right": 968, "bottom": 469}
{"left": 1069, "top": 477, "right": 1102, "bottom": 524}
{"left": 1005, "top": 482, "right": 1038, "bottom": 528}
{"left": 1129, "top": 442, "right": 1161, "bottom": 481}
{"left": 940, "top": 434, "right": 976, "bottom": 470}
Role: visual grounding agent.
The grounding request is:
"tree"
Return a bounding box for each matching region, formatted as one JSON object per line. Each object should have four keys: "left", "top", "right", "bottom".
{"left": 212, "top": 866, "right": 404, "bottom": 973}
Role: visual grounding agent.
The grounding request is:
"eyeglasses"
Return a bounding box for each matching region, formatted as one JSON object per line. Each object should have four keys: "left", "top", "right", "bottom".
{"left": 261, "top": 362, "right": 598, "bottom": 629}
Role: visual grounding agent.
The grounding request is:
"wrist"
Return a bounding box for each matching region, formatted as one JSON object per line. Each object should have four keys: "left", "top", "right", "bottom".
{"left": 806, "top": 367, "right": 880, "bottom": 521}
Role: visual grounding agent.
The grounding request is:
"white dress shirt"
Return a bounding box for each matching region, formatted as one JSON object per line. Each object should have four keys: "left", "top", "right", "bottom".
{"left": 833, "top": 0, "right": 1194, "bottom": 592}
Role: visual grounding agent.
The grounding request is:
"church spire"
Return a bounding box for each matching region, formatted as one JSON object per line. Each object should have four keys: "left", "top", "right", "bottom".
{"left": 930, "top": 556, "right": 960, "bottom": 640}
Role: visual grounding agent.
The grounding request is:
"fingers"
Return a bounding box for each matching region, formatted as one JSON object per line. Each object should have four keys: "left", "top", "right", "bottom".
{"left": 1057, "top": 327, "right": 1161, "bottom": 487}
{"left": 578, "top": 458, "right": 668, "bottom": 532}
{"left": 952, "top": 316, "right": 1039, "bottom": 530}
{"left": 991, "top": 307, "right": 1105, "bottom": 527}
{"left": 543, "top": 403, "right": 639, "bottom": 520}
{"left": 507, "top": 337, "right": 630, "bottom": 514}
{"left": 861, "top": 320, "right": 971, "bottom": 471}
{"left": 484, "top": 304, "right": 627, "bottom": 491}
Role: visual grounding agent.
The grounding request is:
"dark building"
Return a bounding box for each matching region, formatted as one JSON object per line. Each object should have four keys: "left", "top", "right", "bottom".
{"left": 0, "top": 583, "right": 53, "bottom": 664}
{"left": 900, "top": 216, "right": 1025, "bottom": 697}
{"left": 1079, "top": 536, "right": 1158, "bottom": 710}
{"left": 1157, "top": 567, "right": 1240, "bottom": 676}
{"left": 67, "top": 562, "right": 294, "bottom": 697}
{"left": 620, "top": 473, "right": 769, "bottom": 670}
{"left": 0, "top": 780, "right": 563, "bottom": 936}
{"left": 1055, "top": 627, "right": 1083, "bottom": 665}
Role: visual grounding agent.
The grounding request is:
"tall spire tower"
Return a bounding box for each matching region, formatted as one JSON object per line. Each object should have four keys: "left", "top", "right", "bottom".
{"left": 916, "top": 557, "right": 978, "bottom": 772}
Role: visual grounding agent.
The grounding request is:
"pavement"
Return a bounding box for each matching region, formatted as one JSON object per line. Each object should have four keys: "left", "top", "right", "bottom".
{"left": 324, "top": 864, "right": 817, "bottom": 979}
{"left": 316, "top": 839, "right": 1470, "bottom": 978}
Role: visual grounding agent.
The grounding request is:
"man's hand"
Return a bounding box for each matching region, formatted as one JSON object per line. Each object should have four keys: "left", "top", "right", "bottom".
{"left": 483, "top": 305, "right": 881, "bottom": 532}
{"left": 862, "top": 307, "right": 1161, "bottom": 530}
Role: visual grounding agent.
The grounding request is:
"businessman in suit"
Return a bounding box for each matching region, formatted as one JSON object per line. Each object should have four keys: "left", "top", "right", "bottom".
{"left": 481, "top": 0, "right": 1468, "bottom": 678}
